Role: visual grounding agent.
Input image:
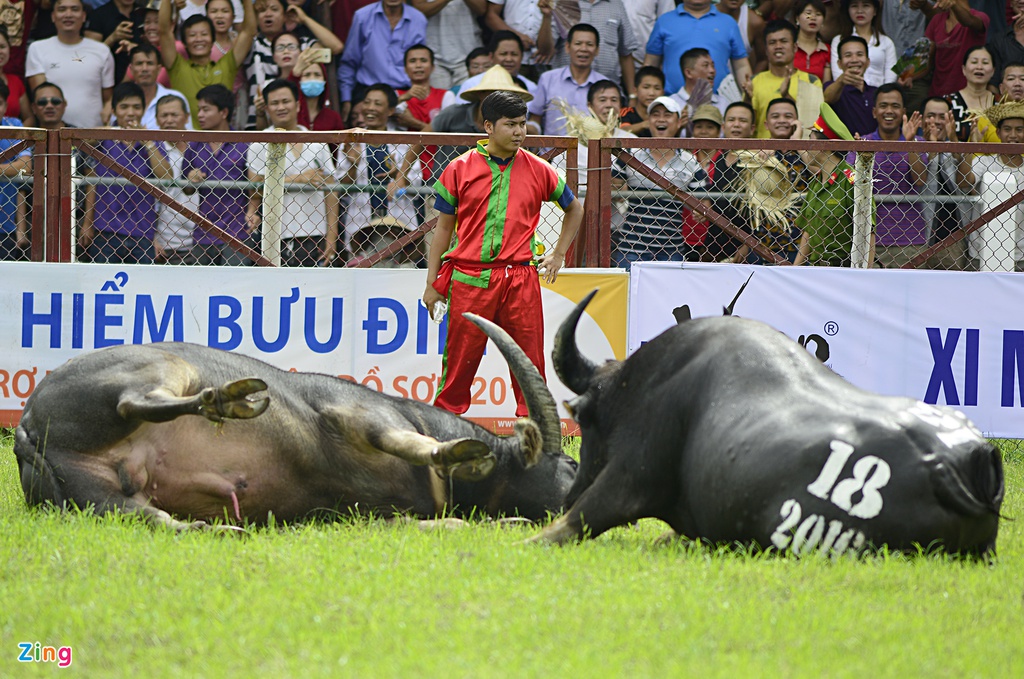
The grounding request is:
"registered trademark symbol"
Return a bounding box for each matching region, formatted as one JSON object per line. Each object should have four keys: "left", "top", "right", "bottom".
{"left": 823, "top": 321, "right": 839, "bottom": 336}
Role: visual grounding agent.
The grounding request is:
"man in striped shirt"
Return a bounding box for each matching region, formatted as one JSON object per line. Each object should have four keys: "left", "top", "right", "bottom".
{"left": 423, "top": 90, "right": 584, "bottom": 417}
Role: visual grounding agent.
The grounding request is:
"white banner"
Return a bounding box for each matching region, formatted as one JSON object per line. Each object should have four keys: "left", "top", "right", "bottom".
{"left": 0, "top": 263, "right": 628, "bottom": 432}
{"left": 629, "top": 262, "right": 1024, "bottom": 438}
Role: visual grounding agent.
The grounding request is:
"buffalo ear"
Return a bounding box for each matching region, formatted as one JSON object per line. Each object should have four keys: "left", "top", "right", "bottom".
{"left": 672, "top": 305, "right": 692, "bottom": 324}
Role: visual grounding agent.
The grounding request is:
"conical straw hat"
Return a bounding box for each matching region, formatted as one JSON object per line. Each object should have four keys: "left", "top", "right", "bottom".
{"left": 459, "top": 65, "right": 533, "bottom": 103}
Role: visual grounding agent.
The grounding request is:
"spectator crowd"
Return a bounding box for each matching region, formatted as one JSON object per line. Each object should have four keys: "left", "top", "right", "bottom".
{"left": 0, "top": 0, "right": 1022, "bottom": 270}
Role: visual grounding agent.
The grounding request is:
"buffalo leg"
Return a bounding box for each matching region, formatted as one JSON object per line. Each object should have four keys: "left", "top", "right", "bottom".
{"left": 116, "top": 378, "right": 269, "bottom": 424}
{"left": 371, "top": 430, "right": 496, "bottom": 481}
{"left": 527, "top": 466, "right": 646, "bottom": 544}
{"left": 327, "top": 406, "right": 497, "bottom": 480}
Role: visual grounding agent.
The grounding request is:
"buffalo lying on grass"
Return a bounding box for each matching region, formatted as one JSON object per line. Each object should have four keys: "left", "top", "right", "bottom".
{"left": 496, "top": 290, "right": 1003, "bottom": 557}
{"left": 13, "top": 319, "right": 575, "bottom": 531}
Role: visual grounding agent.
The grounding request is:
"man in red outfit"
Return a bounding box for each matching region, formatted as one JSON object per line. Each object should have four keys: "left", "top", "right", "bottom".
{"left": 423, "top": 90, "right": 583, "bottom": 417}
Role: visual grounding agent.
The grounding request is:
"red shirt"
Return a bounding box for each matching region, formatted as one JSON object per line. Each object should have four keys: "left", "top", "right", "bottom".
{"left": 398, "top": 86, "right": 446, "bottom": 179}
{"left": 435, "top": 143, "right": 569, "bottom": 276}
{"left": 925, "top": 10, "right": 989, "bottom": 96}
{"left": 795, "top": 43, "right": 830, "bottom": 82}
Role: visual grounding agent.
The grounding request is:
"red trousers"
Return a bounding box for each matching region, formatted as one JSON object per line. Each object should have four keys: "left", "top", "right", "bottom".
{"left": 434, "top": 263, "right": 545, "bottom": 417}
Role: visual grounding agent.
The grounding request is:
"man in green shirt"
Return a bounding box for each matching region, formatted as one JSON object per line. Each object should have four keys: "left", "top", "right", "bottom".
{"left": 158, "top": 0, "right": 257, "bottom": 128}
{"left": 795, "top": 103, "right": 874, "bottom": 267}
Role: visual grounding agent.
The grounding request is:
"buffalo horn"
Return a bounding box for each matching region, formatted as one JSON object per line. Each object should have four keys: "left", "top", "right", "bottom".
{"left": 553, "top": 289, "right": 599, "bottom": 395}
{"left": 463, "top": 314, "right": 563, "bottom": 454}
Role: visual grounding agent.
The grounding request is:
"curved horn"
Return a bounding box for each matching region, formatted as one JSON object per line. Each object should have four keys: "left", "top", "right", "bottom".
{"left": 463, "top": 313, "right": 562, "bottom": 454}
{"left": 553, "top": 289, "right": 599, "bottom": 395}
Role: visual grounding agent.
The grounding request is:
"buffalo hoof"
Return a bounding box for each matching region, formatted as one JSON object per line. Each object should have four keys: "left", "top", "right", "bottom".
{"left": 198, "top": 378, "right": 270, "bottom": 422}
{"left": 432, "top": 438, "right": 496, "bottom": 481}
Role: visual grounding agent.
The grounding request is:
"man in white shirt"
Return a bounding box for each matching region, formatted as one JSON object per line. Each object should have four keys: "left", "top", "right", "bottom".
{"left": 26, "top": 0, "right": 115, "bottom": 128}
{"left": 247, "top": 79, "right": 339, "bottom": 267}
{"left": 154, "top": 94, "right": 198, "bottom": 264}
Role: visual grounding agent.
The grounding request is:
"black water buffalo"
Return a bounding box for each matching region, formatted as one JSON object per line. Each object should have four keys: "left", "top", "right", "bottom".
{"left": 517, "top": 290, "right": 1003, "bottom": 556}
{"left": 13, "top": 317, "right": 575, "bottom": 531}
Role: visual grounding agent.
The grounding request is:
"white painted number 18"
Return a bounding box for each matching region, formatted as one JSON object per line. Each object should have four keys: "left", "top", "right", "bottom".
{"left": 806, "top": 441, "right": 891, "bottom": 519}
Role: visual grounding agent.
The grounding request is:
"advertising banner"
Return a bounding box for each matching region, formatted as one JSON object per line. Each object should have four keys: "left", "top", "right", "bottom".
{"left": 630, "top": 262, "right": 1024, "bottom": 438}
{"left": 0, "top": 263, "right": 628, "bottom": 432}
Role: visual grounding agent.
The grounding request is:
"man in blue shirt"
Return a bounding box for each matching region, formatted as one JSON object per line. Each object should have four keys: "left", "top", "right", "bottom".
{"left": 337, "top": 0, "right": 428, "bottom": 122}
{"left": 643, "top": 0, "right": 751, "bottom": 96}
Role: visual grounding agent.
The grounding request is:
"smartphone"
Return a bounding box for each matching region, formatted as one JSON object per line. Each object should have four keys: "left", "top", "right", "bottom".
{"left": 308, "top": 48, "right": 332, "bottom": 64}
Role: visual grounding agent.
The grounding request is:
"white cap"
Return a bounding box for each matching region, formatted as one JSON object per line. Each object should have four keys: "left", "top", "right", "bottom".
{"left": 647, "top": 96, "right": 683, "bottom": 115}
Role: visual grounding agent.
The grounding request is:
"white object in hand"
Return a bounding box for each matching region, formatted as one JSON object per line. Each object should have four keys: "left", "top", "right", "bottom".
{"left": 432, "top": 301, "right": 448, "bottom": 323}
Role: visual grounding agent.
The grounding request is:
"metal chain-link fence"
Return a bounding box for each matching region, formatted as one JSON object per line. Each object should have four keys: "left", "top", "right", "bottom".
{"left": 57, "top": 129, "right": 578, "bottom": 269}
{"left": 0, "top": 127, "right": 44, "bottom": 264}
{"left": 594, "top": 137, "right": 1024, "bottom": 272}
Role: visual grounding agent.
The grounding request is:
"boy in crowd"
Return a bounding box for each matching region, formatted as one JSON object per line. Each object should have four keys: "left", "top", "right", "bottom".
{"left": 183, "top": 84, "right": 252, "bottom": 265}
{"left": 619, "top": 65, "right": 665, "bottom": 136}
{"left": 751, "top": 19, "right": 822, "bottom": 138}
{"left": 79, "top": 82, "right": 172, "bottom": 264}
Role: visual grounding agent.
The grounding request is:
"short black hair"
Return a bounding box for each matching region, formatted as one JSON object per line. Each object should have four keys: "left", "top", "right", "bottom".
{"left": 129, "top": 43, "right": 160, "bottom": 61}
{"left": 481, "top": 90, "right": 528, "bottom": 124}
{"left": 587, "top": 79, "right": 621, "bottom": 106}
{"left": 32, "top": 81, "right": 64, "bottom": 101}
{"left": 359, "top": 83, "right": 398, "bottom": 108}
{"left": 567, "top": 23, "right": 599, "bottom": 47}
{"left": 680, "top": 47, "right": 710, "bottom": 75}
{"left": 764, "top": 19, "right": 798, "bottom": 43}
{"left": 465, "top": 46, "right": 490, "bottom": 70}
{"left": 196, "top": 84, "right": 234, "bottom": 117}
{"left": 263, "top": 78, "right": 299, "bottom": 103}
{"left": 1002, "top": 61, "right": 1024, "bottom": 75}
{"left": 836, "top": 35, "right": 868, "bottom": 59}
{"left": 920, "top": 96, "right": 951, "bottom": 113}
{"left": 766, "top": 97, "right": 797, "bottom": 115}
{"left": 635, "top": 65, "right": 665, "bottom": 87}
{"left": 488, "top": 30, "right": 524, "bottom": 55}
{"left": 112, "top": 81, "right": 145, "bottom": 108}
{"left": 405, "top": 43, "right": 434, "bottom": 65}
{"left": 874, "top": 83, "right": 905, "bottom": 105}
{"left": 724, "top": 100, "right": 755, "bottom": 119}
{"left": 181, "top": 14, "right": 214, "bottom": 40}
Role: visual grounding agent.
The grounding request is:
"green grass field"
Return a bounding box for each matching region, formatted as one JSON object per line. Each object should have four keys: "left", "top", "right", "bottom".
{"left": 2, "top": 429, "right": 1023, "bottom": 677}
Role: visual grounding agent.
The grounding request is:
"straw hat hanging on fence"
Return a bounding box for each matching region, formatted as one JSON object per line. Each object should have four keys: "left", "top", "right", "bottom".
{"left": 734, "top": 150, "right": 802, "bottom": 232}
{"left": 554, "top": 99, "right": 620, "bottom": 145}
{"left": 969, "top": 97, "right": 1024, "bottom": 127}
